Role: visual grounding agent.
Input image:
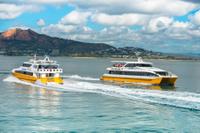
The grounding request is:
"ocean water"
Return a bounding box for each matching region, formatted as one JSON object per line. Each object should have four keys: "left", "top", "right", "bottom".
{"left": 0, "top": 56, "right": 200, "bottom": 132}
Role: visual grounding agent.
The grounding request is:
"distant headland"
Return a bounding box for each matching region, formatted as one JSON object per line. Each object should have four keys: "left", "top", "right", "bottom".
{"left": 0, "top": 28, "right": 199, "bottom": 60}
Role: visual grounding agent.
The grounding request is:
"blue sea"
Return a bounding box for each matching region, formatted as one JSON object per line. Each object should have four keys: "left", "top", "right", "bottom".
{"left": 0, "top": 56, "right": 200, "bottom": 132}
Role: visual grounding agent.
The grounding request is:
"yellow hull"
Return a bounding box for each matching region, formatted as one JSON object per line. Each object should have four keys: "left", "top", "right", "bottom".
{"left": 12, "top": 72, "right": 37, "bottom": 83}
{"left": 160, "top": 77, "right": 177, "bottom": 85}
{"left": 100, "top": 75, "right": 162, "bottom": 85}
{"left": 12, "top": 72, "right": 63, "bottom": 84}
{"left": 39, "top": 77, "right": 63, "bottom": 84}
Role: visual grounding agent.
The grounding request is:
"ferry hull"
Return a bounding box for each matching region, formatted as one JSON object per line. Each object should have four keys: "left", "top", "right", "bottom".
{"left": 12, "top": 72, "right": 63, "bottom": 84}
{"left": 100, "top": 75, "right": 162, "bottom": 85}
{"left": 101, "top": 75, "right": 177, "bottom": 86}
{"left": 39, "top": 77, "right": 63, "bottom": 84}
{"left": 160, "top": 77, "right": 177, "bottom": 85}
{"left": 12, "top": 72, "right": 37, "bottom": 83}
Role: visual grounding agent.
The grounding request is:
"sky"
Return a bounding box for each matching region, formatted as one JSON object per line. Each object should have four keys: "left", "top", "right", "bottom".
{"left": 1, "top": 0, "right": 200, "bottom": 53}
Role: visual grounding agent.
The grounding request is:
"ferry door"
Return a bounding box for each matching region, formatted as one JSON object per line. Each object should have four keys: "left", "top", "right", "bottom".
{"left": 47, "top": 73, "right": 54, "bottom": 77}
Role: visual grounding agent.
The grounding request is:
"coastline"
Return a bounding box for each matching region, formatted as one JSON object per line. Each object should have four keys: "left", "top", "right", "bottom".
{"left": 0, "top": 54, "right": 199, "bottom": 61}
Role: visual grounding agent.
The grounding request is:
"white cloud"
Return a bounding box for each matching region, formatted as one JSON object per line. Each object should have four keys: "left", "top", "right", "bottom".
{"left": 37, "top": 19, "right": 46, "bottom": 26}
{"left": 8, "top": 26, "right": 31, "bottom": 30}
{"left": 166, "top": 21, "right": 192, "bottom": 39}
{"left": 188, "top": 29, "right": 200, "bottom": 37}
{"left": 145, "top": 16, "right": 173, "bottom": 33}
{"left": 190, "top": 10, "right": 200, "bottom": 26}
{"left": 2, "top": 0, "right": 69, "bottom": 4}
{"left": 41, "top": 23, "right": 92, "bottom": 38}
{"left": 41, "top": 18, "right": 200, "bottom": 53}
{"left": 41, "top": 21, "right": 142, "bottom": 46}
{"left": 0, "top": 4, "right": 40, "bottom": 19}
{"left": 92, "top": 13, "right": 149, "bottom": 26}
{"left": 182, "top": 0, "right": 200, "bottom": 4}
{"left": 29, "top": 0, "right": 68, "bottom": 4}
{"left": 68, "top": 0, "right": 198, "bottom": 16}
{"left": 2, "top": 0, "right": 200, "bottom": 53}
{"left": 98, "top": 26, "right": 141, "bottom": 43}
{"left": 42, "top": 24, "right": 76, "bottom": 34}
{"left": 40, "top": 11, "right": 200, "bottom": 53}
{"left": 171, "top": 21, "right": 191, "bottom": 28}
{"left": 41, "top": 10, "right": 93, "bottom": 38}
{"left": 60, "top": 10, "right": 91, "bottom": 25}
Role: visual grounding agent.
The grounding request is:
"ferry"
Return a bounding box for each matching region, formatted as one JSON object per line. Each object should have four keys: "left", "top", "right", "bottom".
{"left": 12, "top": 55, "right": 63, "bottom": 84}
{"left": 100, "top": 58, "right": 177, "bottom": 85}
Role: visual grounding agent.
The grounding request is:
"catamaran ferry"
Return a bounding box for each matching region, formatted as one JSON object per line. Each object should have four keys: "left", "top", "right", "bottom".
{"left": 12, "top": 55, "right": 63, "bottom": 84}
{"left": 101, "top": 58, "right": 177, "bottom": 85}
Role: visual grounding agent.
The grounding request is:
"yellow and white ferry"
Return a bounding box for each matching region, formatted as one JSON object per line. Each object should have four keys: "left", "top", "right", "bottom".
{"left": 12, "top": 55, "right": 63, "bottom": 84}
{"left": 101, "top": 58, "right": 177, "bottom": 85}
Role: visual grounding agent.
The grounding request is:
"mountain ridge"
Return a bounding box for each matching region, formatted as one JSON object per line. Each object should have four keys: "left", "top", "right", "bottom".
{"left": 0, "top": 28, "right": 198, "bottom": 60}
{"left": 0, "top": 28, "right": 115, "bottom": 56}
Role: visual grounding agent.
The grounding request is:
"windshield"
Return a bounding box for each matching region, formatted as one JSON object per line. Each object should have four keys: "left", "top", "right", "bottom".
{"left": 22, "top": 63, "right": 32, "bottom": 67}
{"left": 109, "top": 71, "right": 158, "bottom": 77}
{"left": 113, "top": 63, "right": 125, "bottom": 67}
{"left": 38, "top": 65, "right": 58, "bottom": 69}
{"left": 155, "top": 71, "right": 168, "bottom": 76}
{"left": 125, "top": 63, "right": 152, "bottom": 67}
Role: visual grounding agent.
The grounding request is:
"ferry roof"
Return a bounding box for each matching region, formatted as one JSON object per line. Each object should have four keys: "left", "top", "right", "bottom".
{"left": 111, "top": 60, "right": 152, "bottom": 65}
{"left": 25, "top": 56, "right": 58, "bottom": 65}
{"left": 111, "top": 57, "right": 152, "bottom": 64}
{"left": 107, "top": 66, "right": 165, "bottom": 72}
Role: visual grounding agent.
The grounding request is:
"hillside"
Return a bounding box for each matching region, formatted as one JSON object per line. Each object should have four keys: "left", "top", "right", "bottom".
{"left": 0, "top": 28, "right": 115, "bottom": 56}
{"left": 0, "top": 28, "right": 198, "bottom": 60}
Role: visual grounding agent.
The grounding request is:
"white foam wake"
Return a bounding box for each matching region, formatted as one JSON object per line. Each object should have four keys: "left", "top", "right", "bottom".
{"left": 0, "top": 71, "right": 10, "bottom": 74}
{"left": 4, "top": 76, "right": 200, "bottom": 110}
{"left": 62, "top": 75, "right": 99, "bottom": 81}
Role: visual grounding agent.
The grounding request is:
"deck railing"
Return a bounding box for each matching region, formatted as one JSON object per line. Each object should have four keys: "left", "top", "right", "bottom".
{"left": 38, "top": 69, "right": 63, "bottom": 73}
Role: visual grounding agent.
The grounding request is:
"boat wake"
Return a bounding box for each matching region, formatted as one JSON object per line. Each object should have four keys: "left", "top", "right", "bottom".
{"left": 0, "top": 71, "right": 10, "bottom": 74}
{"left": 62, "top": 74, "right": 99, "bottom": 81}
{"left": 3, "top": 75, "right": 200, "bottom": 111}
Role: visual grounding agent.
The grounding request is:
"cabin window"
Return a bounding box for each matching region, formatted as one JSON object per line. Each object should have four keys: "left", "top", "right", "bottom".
{"left": 113, "top": 63, "right": 125, "bottom": 67}
{"left": 110, "top": 71, "right": 123, "bottom": 75}
{"left": 110, "top": 71, "right": 157, "bottom": 77}
{"left": 15, "top": 70, "right": 33, "bottom": 76}
{"left": 22, "top": 63, "right": 32, "bottom": 67}
{"left": 46, "top": 73, "right": 54, "bottom": 77}
{"left": 138, "top": 64, "right": 152, "bottom": 67}
{"left": 50, "top": 65, "right": 58, "bottom": 69}
{"left": 38, "top": 65, "right": 58, "bottom": 69}
{"left": 125, "top": 64, "right": 136, "bottom": 67}
{"left": 155, "top": 71, "right": 168, "bottom": 76}
{"left": 125, "top": 64, "right": 152, "bottom": 67}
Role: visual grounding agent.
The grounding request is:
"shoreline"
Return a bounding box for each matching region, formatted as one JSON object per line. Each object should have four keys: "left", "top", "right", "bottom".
{"left": 0, "top": 55, "right": 199, "bottom": 61}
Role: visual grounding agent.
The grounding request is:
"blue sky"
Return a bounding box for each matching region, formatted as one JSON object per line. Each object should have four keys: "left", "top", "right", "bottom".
{"left": 1, "top": 0, "right": 200, "bottom": 53}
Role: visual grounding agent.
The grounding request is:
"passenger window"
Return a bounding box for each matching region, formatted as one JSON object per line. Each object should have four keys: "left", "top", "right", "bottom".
{"left": 22, "top": 63, "right": 31, "bottom": 67}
